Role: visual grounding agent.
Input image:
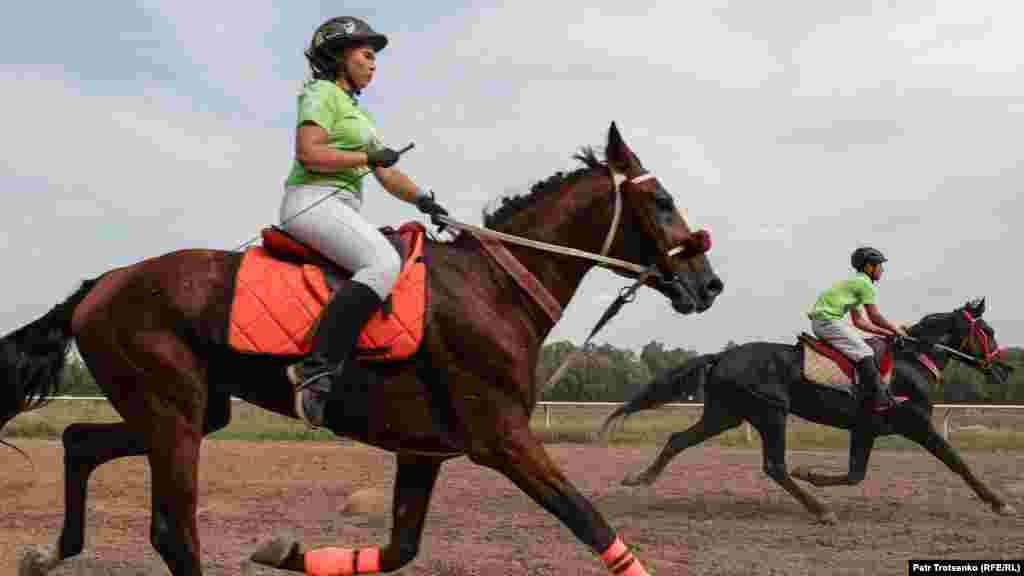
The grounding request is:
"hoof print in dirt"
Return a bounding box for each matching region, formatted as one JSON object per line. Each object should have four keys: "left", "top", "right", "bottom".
{"left": 17, "top": 545, "right": 57, "bottom": 576}
{"left": 995, "top": 503, "right": 1017, "bottom": 516}
{"left": 817, "top": 511, "right": 839, "bottom": 525}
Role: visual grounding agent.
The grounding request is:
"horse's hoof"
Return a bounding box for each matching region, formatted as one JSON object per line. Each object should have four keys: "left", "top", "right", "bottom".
{"left": 18, "top": 545, "right": 58, "bottom": 576}
{"left": 250, "top": 537, "right": 300, "bottom": 568}
{"left": 817, "top": 511, "right": 838, "bottom": 525}
{"left": 995, "top": 503, "right": 1017, "bottom": 516}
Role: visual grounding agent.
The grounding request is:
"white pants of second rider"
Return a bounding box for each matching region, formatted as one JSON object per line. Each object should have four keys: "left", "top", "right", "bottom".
{"left": 810, "top": 318, "right": 886, "bottom": 404}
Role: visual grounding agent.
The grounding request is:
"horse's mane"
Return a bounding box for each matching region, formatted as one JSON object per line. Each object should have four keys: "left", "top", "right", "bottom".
{"left": 909, "top": 311, "right": 955, "bottom": 343}
{"left": 481, "top": 147, "right": 607, "bottom": 229}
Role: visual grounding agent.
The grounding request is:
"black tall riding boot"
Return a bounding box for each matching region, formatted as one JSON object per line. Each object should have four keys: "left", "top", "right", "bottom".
{"left": 855, "top": 357, "right": 897, "bottom": 413}
{"left": 287, "top": 280, "right": 382, "bottom": 428}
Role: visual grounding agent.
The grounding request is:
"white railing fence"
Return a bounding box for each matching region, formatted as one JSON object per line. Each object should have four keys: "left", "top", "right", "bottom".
{"left": 533, "top": 401, "right": 1024, "bottom": 442}
{"left": 44, "top": 397, "right": 1024, "bottom": 442}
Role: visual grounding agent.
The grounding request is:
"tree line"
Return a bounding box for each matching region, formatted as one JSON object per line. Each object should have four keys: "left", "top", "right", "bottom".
{"left": 56, "top": 340, "right": 1024, "bottom": 403}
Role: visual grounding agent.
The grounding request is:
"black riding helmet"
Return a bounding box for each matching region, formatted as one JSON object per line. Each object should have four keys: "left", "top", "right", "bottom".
{"left": 851, "top": 246, "right": 887, "bottom": 272}
{"left": 305, "top": 17, "right": 388, "bottom": 84}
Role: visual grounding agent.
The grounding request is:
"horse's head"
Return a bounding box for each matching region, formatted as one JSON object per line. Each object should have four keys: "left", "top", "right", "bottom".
{"left": 601, "top": 122, "right": 723, "bottom": 314}
{"left": 910, "top": 297, "right": 1009, "bottom": 385}
{"left": 956, "top": 298, "right": 1010, "bottom": 384}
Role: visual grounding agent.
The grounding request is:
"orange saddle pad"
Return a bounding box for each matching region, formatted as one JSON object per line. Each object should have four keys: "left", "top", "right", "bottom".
{"left": 227, "top": 221, "right": 428, "bottom": 361}
{"left": 798, "top": 333, "right": 894, "bottom": 391}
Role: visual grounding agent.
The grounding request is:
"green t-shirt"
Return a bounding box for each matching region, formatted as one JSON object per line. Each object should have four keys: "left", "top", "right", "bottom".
{"left": 284, "top": 80, "right": 383, "bottom": 200}
{"left": 809, "top": 272, "right": 879, "bottom": 321}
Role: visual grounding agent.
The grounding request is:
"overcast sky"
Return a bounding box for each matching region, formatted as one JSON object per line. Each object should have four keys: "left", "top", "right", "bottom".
{"left": 2, "top": 1, "right": 1021, "bottom": 355}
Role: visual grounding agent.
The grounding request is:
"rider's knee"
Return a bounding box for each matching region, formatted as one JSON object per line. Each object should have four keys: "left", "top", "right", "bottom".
{"left": 354, "top": 248, "right": 401, "bottom": 299}
{"left": 378, "top": 248, "right": 401, "bottom": 291}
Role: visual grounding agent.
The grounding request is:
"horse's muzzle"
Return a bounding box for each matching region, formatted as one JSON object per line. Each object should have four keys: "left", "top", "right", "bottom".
{"left": 654, "top": 270, "right": 723, "bottom": 315}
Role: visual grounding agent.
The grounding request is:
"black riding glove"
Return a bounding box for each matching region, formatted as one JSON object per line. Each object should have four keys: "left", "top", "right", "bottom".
{"left": 415, "top": 191, "right": 450, "bottom": 228}
{"left": 366, "top": 147, "right": 402, "bottom": 169}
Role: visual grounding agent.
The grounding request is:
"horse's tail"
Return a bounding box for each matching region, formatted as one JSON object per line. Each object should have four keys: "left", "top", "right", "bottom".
{"left": 1, "top": 279, "right": 98, "bottom": 431}
{"left": 598, "top": 353, "right": 720, "bottom": 442}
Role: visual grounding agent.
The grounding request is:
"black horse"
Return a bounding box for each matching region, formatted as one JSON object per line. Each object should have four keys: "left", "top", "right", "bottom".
{"left": 599, "top": 298, "right": 1016, "bottom": 524}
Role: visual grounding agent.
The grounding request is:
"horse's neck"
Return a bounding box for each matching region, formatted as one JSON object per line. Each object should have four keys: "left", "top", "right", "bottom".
{"left": 908, "top": 322, "right": 956, "bottom": 370}
{"left": 489, "top": 173, "right": 614, "bottom": 308}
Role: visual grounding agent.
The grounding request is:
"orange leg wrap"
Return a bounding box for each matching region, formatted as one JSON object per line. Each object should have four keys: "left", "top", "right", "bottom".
{"left": 304, "top": 546, "right": 381, "bottom": 576}
{"left": 599, "top": 536, "right": 651, "bottom": 576}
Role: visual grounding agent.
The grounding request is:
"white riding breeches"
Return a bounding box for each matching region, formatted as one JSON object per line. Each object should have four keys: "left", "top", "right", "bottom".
{"left": 810, "top": 318, "right": 874, "bottom": 362}
{"left": 279, "top": 184, "right": 400, "bottom": 300}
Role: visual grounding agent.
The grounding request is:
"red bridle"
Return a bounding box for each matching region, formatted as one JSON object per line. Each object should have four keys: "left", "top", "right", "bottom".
{"left": 961, "top": 310, "right": 1006, "bottom": 368}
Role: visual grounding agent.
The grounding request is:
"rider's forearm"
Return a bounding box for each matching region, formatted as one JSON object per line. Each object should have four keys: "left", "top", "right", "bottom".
{"left": 373, "top": 167, "right": 421, "bottom": 204}
{"left": 853, "top": 317, "right": 889, "bottom": 336}
{"left": 297, "top": 146, "right": 369, "bottom": 173}
{"left": 866, "top": 314, "right": 901, "bottom": 335}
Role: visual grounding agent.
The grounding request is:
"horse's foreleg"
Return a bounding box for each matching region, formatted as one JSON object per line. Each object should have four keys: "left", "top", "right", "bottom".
{"left": 903, "top": 418, "right": 1015, "bottom": 516}
{"left": 623, "top": 405, "right": 741, "bottom": 487}
{"left": 791, "top": 427, "right": 876, "bottom": 487}
{"left": 752, "top": 410, "right": 838, "bottom": 524}
{"left": 471, "top": 424, "right": 658, "bottom": 575}
{"left": 58, "top": 422, "right": 148, "bottom": 559}
{"left": 253, "top": 454, "right": 444, "bottom": 575}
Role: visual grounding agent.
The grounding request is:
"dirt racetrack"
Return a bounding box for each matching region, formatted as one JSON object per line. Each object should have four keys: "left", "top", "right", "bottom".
{"left": 2, "top": 439, "right": 1023, "bottom": 575}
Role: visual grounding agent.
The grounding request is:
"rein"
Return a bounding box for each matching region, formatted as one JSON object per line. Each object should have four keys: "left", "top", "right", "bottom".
{"left": 540, "top": 266, "right": 659, "bottom": 391}
{"left": 433, "top": 173, "right": 672, "bottom": 277}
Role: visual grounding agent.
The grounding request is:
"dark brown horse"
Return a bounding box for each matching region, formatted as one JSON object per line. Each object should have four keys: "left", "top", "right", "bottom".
{"left": 2, "top": 122, "right": 722, "bottom": 576}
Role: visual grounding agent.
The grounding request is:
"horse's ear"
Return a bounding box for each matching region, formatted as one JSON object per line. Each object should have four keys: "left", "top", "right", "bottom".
{"left": 964, "top": 297, "right": 985, "bottom": 317}
{"left": 606, "top": 121, "right": 634, "bottom": 173}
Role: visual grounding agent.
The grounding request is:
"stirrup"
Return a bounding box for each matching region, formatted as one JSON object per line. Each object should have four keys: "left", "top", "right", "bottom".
{"left": 287, "top": 365, "right": 337, "bottom": 430}
{"left": 287, "top": 364, "right": 339, "bottom": 393}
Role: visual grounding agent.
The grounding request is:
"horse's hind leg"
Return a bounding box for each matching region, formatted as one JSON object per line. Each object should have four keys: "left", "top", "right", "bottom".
{"left": 58, "top": 422, "right": 147, "bottom": 559}
{"left": 147, "top": 421, "right": 203, "bottom": 576}
{"left": 750, "top": 408, "right": 837, "bottom": 524}
{"left": 16, "top": 422, "right": 148, "bottom": 576}
{"left": 791, "top": 426, "right": 876, "bottom": 487}
{"left": 56, "top": 390, "right": 229, "bottom": 565}
{"left": 79, "top": 329, "right": 208, "bottom": 575}
{"left": 252, "top": 454, "right": 444, "bottom": 574}
{"left": 622, "top": 400, "right": 742, "bottom": 487}
{"left": 899, "top": 414, "right": 1015, "bottom": 516}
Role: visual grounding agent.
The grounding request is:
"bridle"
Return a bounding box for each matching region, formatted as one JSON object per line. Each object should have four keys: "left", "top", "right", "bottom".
{"left": 434, "top": 167, "right": 709, "bottom": 279}
{"left": 959, "top": 310, "right": 1006, "bottom": 369}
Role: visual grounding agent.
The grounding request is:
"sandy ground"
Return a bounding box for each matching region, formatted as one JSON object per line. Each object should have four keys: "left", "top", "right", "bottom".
{"left": 2, "top": 438, "right": 1023, "bottom": 575}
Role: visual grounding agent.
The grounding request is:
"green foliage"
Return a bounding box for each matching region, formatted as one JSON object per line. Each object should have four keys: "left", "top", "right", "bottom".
{"left": 60, "top": 351, "right": 101, "bottom": 396}
{"left": 539, "top": 339, "right": 696, "bottom": 402}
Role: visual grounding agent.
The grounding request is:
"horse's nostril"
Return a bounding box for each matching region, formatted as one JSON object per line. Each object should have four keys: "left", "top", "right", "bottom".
{"left": 704, "top": 276, "right": 724, "bottom": 298}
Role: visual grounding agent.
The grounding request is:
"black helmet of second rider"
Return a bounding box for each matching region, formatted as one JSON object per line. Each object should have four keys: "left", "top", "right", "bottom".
{"left": 305, "top": 16, "right": 388, "bottom": 93}
{"left": 851, "top": 246, "right": 887, "bottom": 282}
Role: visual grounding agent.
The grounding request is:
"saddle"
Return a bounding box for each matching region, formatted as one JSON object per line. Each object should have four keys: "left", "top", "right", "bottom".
{"left": 797, "top": 332, "right": 894, "bottom": 394}
{"left": 226, "top": 222, "right": 429, "bottom": 361}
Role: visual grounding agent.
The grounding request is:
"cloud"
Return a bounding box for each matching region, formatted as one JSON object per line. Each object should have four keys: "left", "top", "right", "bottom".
{"left": 1, "top": 1, "right": 1022, "bottom": 353}
{"left": 778, "top": 119, "right": 905, "bottom": 152}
